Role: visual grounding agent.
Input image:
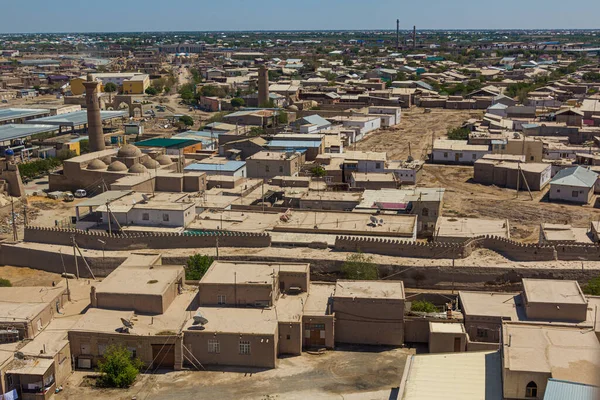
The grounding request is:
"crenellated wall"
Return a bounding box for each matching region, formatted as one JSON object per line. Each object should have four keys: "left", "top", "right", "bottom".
{"left": 23, "top": 226, "right": 271, "bottom": 251}
{"left": 334, "top": 236, "right": 469, "bottom": 259}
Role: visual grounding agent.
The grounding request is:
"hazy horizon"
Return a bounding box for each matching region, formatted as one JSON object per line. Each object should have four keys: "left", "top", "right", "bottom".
{"left": 2, "top": 0, "right": 599, "bottom": 34}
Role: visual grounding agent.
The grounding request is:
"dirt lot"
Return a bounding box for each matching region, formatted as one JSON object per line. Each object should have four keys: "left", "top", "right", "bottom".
{"left": 354, "top": 108, "right": 483, "bottom": 160}
{"left": 60, "top": 345, "right": 413, "bottom": 400}
{"left": 0, "top": 265, "right": 62, "bottom": 286}
{"left": 354, "top": 108, "right": 600, "bottom": 242}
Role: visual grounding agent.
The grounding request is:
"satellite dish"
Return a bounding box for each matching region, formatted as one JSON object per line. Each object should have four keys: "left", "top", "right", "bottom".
{"left": 370, "top": 216, "right": 378, "bottom": 225}
{"left": 193, "top": 309, "right": 208, "bottom": 325}
{"left": 121, "top": 318, "right": 134, "bottom": 329}
{"left": 141, "top": 194, "right": 150, "bottom": 202}
{"left": 379, "top": 218, "right": 384, "bottom": 225}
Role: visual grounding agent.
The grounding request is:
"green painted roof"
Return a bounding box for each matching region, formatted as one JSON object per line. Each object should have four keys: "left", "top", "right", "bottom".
{"left": 135, "top": 138, "right": 200, "bottom": 149}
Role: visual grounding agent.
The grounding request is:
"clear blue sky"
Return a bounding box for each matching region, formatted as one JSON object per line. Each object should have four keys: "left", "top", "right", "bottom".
{"left": 3, "top": 0, "right": 599, "bottom": 33}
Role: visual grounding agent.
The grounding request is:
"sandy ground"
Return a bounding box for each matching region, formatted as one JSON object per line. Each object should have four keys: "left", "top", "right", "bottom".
{"left": 60, "top": 345, "right": 413, "bottom": 400}
{"left": 420, "top": 164, "right": 600, "bottom": 242}
{"left": 354, "top": 108, "right": 484, "bottom": 161}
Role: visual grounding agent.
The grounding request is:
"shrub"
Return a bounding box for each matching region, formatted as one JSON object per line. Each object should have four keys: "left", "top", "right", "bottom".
{"left": 179, "top": 115, "right": 194, "bottom": 127}
{"left": 0, "top": 279, "right": 11, "bottom": 287}
{"left": 341, "top": 252, "right": 378, "bottom": 280}
{"left": 185, "top": 254, "right": 214, "bottom": 280}
{"left": 584, "top": 276, "right": 600, "bottom": 296}
{"left": 145, "top": 86, "right": 158, "bottom": 96}
{"left": 447, "top": 127, "right": 470, "bottom": 140}
{"left": 18, "top": 158, "right": 63, "bottom": 180}
{"left": 311, "top": 165, "right": 326, "bottom": 178}
{"left": 230, "top": 97, "right": 245, "bottom": 108}
{"left": 96, "top": 345, "right": 143, "bottom": 388}
{"left": 411, "top": 300, "right": 437, "bottom": 313}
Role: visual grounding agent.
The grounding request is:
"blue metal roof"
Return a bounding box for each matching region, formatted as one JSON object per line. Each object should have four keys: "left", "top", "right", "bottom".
{"left": 267, "top": 140, "right": 321, "bottom": 148}
{"left": 184, "top": 160, "right": 246, "bottom": 172}
{"left": 0, "top": 108, "right": 50, "bottom": 123}
{"left": 0, "top": 124, "right": 58, "bottom": 143}
{"left": 551, "top": 166, "right": 598, "bottom": 188}
{"left": 543, "top": 379, "right": 600, "bottom": 400}
{"left": 26, "top": 110, "right": 126, "bottom": 127}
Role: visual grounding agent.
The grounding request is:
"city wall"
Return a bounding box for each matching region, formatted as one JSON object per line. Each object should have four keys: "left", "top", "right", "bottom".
{"left": 23, "top": 226, "right": 271, "bottom": 250}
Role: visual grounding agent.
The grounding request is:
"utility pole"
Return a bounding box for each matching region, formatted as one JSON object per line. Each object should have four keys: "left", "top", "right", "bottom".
{"left": 215, "top": 236, "right": 219, "bottom": 260}
{"left": 261, "top": 182, "right": 265, "bottom": 213}
{"left": 106, "top": 201, "right": 112, "bottom": 233}
{"left": 59, "top": 250, "right": 71, "bottom": 301}
{"left": 10, "top": 197, "right": 17, "bottom": 241}
{"left": 71, "top": 236, "right": 80, "bottom": 279}
{"left": 23, "top": 203, "right": 28, "bottom": 226}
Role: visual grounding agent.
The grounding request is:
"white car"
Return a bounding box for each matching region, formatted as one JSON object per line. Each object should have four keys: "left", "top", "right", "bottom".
{"left": 74, "top": 189, "right": 87, "bottom": 198}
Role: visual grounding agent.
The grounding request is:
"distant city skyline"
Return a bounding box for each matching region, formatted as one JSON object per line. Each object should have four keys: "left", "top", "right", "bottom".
{"left": 2, "top": 0, "right": 600, "bottom": 34}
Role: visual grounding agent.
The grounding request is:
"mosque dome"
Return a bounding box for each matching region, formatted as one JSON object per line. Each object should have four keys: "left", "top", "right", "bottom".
{"left": 107, "top": 160, "right": 127, "bottom": 172}
{"left": 117, "top": 144, "right": 142, "bottom": 158}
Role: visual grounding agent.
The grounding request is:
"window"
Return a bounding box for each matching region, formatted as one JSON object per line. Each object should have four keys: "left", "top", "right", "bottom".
{"left": 443, "top": 152, "right": 448, "bottom": 158}
{"left": 98, "top": 343, "right": 107, "bottom": 356}
{"left": 530, "top": 156, "right": 534, "bottom": 161}
{"left": 239, "top": 340, "right": 251, "bottom": 355}
{"left": 572, "top": 190, "right": 579, "bottom": 198}
{"left": 208, "top": 339, "right": 220, "bottom": 354}
{"left": 163, "top": 213, "right": 169, "bottom": 222}
{"left": 6, "top": 374, "right": 13, "bottom": 388}
{"left": 525, "top": 381, "right": 537, "bottom": 398}
{"left": 279, "top": 165, "right": 284, "bottom": 173}
{"left": 421, "top": 208, "right": 429, "bottom": 217}
{"left": 217, "top": 295, "right": 226, "bottom": 305}
{"left": 375, "top": 162, "right": 381, "bottom": 169}
{"left": 265, "top": 165, "right": 270, "bottom": 172}
{"left": 472, "top": 154, "right": 477, "bottom": 160}
{"left": 286, "top": 334, "right": 291, "bottom": 340}
{"left": 476, "top": 328, "right": 488, "bottom": 338}
{"left": 142, "top": 213, "right": 149, "bottom": 221}
{"left": 127, "top": 346, "right": 137, "bottom": 358}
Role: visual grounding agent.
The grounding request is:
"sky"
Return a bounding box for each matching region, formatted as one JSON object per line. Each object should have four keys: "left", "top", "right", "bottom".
{"left": 2, "top": 0, "right": 600, "bottom": 33}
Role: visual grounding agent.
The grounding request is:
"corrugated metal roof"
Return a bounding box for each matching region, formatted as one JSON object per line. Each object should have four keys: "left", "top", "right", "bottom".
{"left": 0, "top": 124, "right": 58, "bottom": 142}
{"left": 0, "top": 108, "right": 50, "bottom": 123}
{"left": 551, "top": 166, "right": 598, "bottom": 188}
{"left": 267, "top": 140, "right": 321, "bottom": 148}
{"left": 544, "top": 379, "right": 600, "bottom": 400}
{"left": 184, "top": 160, "right": 246, "bottom": 172}
{"left": 135, "top": 138, "right": 198, "bottom": 149}
{"left": 26, "top": 111, "right": 126, "bottom": 127}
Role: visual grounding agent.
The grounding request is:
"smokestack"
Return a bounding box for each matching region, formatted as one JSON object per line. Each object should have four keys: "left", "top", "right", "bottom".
{"left": 83, "top": 74, "right": 105, "bottom": 152}
{"left": 413, "top": 26, "right": 416, "bottom": 49}
{"left": 258, "top": 64, "right": 269, "bottom": 107}
{"left": 396, "top": 19, "right": 400, "bottom": 52}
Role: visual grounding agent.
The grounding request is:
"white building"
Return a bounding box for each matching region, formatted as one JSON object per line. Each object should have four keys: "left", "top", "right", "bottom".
{"left": 432, "top": 140, "right": 490, "bottom": 165}
{"left": 368, "top": 106, "right": 402, "bottom": 127}
{"left": 385, "top": 160, "right": 423, "bottom": 185}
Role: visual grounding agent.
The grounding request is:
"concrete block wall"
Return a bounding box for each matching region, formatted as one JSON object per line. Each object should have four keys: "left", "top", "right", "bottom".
{"left": 334, "top": 236, "right": 468, "bottom": 259}
{"left": 478, "top": 236, "right": 556, "bottom": 261}
{"left": 23, "top": 226, "right": 271, "bottom": 251}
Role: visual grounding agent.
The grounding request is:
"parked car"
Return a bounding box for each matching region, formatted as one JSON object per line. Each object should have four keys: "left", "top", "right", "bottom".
{"left": 63, "top": 192, "right": 74, "bottom": 202}
{"left": 74, "top": 189, "right": 87, "bottom": 198}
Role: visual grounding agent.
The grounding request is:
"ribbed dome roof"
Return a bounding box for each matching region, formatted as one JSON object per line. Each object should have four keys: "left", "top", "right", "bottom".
{"left": 142, "top": 159, "right": 159, "bottom": 169}
{"left": 128, "top": 163, "right": 148, "bottom": 174}
{"left": 117, "top": 144, "right": 142, "bottom": 158}
{"left": 87, "top": 159, "right": 107, "bottom": 170}
{"left": 155, "top": 155, "right": 173, "bottom": 165}
{"left": 107, "top": 160, "right": 127, "bottom": 172}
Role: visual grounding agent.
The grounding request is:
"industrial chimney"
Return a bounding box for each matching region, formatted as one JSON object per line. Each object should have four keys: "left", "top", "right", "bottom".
{"left": 83, "top": 74, "right": 105, "bottom": 152}
{"left": 396, "top": 19, "right": 400, "bottom": 52}
{"left": 413, "top": 26, "right": 417, "bottom": 49}
{"left": 258, "top": 64, "right": 269, "bottom": 107}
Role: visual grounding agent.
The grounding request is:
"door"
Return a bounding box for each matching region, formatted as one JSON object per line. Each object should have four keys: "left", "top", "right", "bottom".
{"left": 454, "top": 153, "right": 460, "bottom": 162}
{"left": 152, "top": 344, "right": 175, "bottom": 369}
{"left": 454, "top": 337, "right": 462, "bottom": 352}
{"left": 304, "top": 324, "right": 326, "bottom": 347}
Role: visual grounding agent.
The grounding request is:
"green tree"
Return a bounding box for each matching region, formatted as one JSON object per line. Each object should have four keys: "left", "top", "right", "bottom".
{"left": 341, "top": 252, "right": 378, "bottom": 280}
{"left": 447, "top": 127, "right": 470, "bottom": 140}
{"left": 411, "top": 300, "right": 437, "bottom": 313}
{"left": 145, "top": 86, "right": 158, "bottom": 96}
{"left": 248, "top": 127, "right": 265, "bottom": 137}
{"left": 230, "top": 97, "right": 245, "bottom": 108}
{"left": 311, "top": 165, "right": 326, "bottom": 178}
{"left": 0, "top": 279, "right": 11, "bottom": 287}
{"left": 583, "top": 276, "right": 600, "bottom": 296}
{"left": 582, "top": 72, "right": 600, "bottom": 82}
{"left": 185, "top": 254, "right": 214, "bottom": 280}
{"left": 179, "top": 115, "right": 194, "bottom": 127}
{"left": 104, "top": 82, "right": 118, "bottom": 94}
{"left": 277, "top": 111, "right": 288, "bottom": 125}
{"left": 96, "top": 345, "right": 143, "bottom": 388}
{"left": 79, "top": 139, "right": 90, "bottom": 154}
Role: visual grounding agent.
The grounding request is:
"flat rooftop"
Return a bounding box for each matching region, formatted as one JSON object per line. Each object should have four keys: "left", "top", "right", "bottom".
{"left": 0, "top": 302, "right": 48, "bottom": 323}
{"left": 434, "top": 139, "right": 489, "bottom": 152}
{"left": 351, "top": 172, "right": 396, "bottom": 183}
{"left": 304, "top": 283, "right": 334, "bottom": 316}
{"left": 542, "top": 224, "right": 594, "bottom": 243}
{"left": 522, "top": 278, "right": 587, "bottom": 305}
{"left": 436, "top": 217, "right": 510, "bottom": 239}
{"left": 95, "top": 264, "right": 183, "bottom": 296}
{"left": 503, "top": 324, "right": 600, "bottom": 386}
{"left": 275, "top": 292, "right": 308, "bottom": 322}
{"left": 429, "top": 322, "right": 465, "bottom": 334}
{"left": 0, "top": 285, "right": 66, "bottom": 304}
{"left": 201, "top": 261, "right": 309, "bottom": 286}
{"left": 402, "top": 351, "right": 502, "bottom": 400}
{"left": 7, "top": 357, "right": 54, "bottom": 376}
{"left": 334, "top": 280, "right": 405, "bottom": 300}
{"left": 0, "top": 124, "right": 58, "bottom": 143}
{"left": 185, "top": 307, "right": 277, "bottom": 335}
{"left": 459, "top": 291, "right": 520, "bottom": 320}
